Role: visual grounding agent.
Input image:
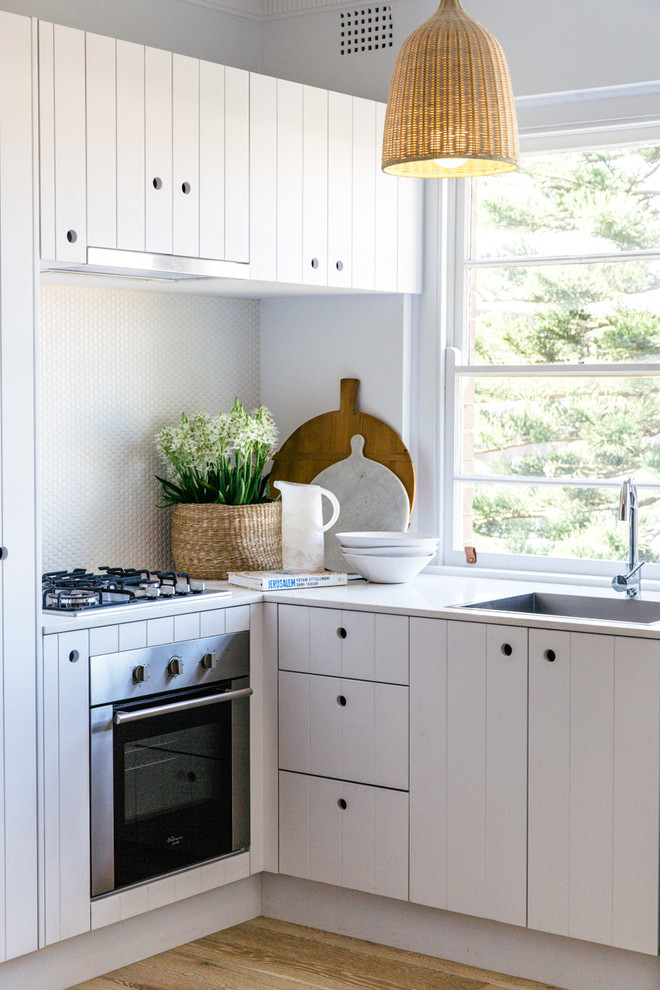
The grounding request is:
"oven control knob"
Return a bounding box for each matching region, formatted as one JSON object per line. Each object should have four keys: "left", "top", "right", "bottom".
{"left": 168, "top": 656, "right": 184, "bottom": 677}
{"left": 132, "top": 663, "right": 149, "bottom": 684}
{"left": 200, "top": 651, "right": 217, "bottom": 670}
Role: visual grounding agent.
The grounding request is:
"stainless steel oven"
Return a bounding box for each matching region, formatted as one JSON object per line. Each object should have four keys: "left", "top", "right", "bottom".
{"left": 90, "top": 631, "right": 250, "bottom": 897}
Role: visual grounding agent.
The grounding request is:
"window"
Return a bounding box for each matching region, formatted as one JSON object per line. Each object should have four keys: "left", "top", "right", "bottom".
{"left": 445, "top": 141, "right": 660, "bottom": 574}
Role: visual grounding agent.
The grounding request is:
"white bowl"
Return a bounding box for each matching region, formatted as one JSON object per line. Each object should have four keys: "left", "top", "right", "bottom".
{"left": 340, "top": 545, "right": 436, "bottom": 558}
{"left": 341, "top": 550, "right": 432, "bottom": 584}
{"left": 336, "top": 531, "right": 439, "bottom": 549}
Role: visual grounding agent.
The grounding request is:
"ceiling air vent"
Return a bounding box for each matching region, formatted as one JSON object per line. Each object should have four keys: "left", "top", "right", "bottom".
{"left": 340, "top": 5, "right": 393, "bottom": 56}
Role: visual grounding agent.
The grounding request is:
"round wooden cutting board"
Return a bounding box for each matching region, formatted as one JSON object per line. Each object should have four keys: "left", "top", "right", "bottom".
{"left": 270, "top": 378, "right": 416, "bottom": 515}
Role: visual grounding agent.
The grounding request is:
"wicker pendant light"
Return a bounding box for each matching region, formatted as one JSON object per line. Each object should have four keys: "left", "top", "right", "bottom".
{"left": 382, "top": 0, "right": 519, "bottom": 178}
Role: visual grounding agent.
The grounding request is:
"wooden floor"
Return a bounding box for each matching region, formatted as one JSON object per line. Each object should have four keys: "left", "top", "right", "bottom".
{"left": 67, "top": 916, "right": 565, "bottom": 990}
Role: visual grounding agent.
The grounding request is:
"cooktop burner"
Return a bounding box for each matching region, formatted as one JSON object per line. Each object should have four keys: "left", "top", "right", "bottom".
{"left": 42, "top": 566, "right": 208, "bottom": 612}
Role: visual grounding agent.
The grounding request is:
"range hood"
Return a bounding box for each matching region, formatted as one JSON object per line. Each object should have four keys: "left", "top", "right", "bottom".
{"left": 41, "top": 247, "right": 250, "bottom": 282}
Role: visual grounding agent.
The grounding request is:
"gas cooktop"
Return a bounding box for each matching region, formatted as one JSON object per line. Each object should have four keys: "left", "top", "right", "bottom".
{"left": 42, "top": 566, "right": 224, "bottom": 613}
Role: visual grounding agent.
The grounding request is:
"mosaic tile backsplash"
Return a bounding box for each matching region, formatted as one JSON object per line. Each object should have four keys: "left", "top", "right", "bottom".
{"left": 40, "top": 285, "right": 260, "bottom": 572}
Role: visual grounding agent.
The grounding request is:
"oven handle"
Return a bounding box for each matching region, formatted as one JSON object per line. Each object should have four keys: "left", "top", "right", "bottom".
{"left": 113, "top": 686, "right": 253, "bottom": 725}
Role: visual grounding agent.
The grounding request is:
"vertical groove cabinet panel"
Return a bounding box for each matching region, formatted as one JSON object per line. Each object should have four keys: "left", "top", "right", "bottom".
{"left": 43, "top": 631, "right": 91, "bottom": 944}
{"left": 38, "top": 22, "right": 86, "bottom": 263}
{"left": 0, "top": 11, "right": 38, "bottom": 960}
{"left": 278, "top": 603, "right": 312, "bottom": 672}
{"left": 445, "top": 620, "right": 527, "bottom": 926}
{"left": 86, "top": 33, "right": 117, "bottom": 249}
{"left": 351, "top": 97, "right": 377, "bottom": 290}
{"left": 373, "top": 612, "right": 409, "bottom": 684}
{"left": 308, "top": 607, "right": 342, "bottom": 676}
{"left": 199, "top": 60, "right": 226, "bottom": 262}
{"left": 374, "top": 102, "right": 398, "bottom": 291}
{"left": 335, "top": 610, "right": 374, "bottom": 679}
{"left": 569, "top": 633, "right": 615, "bottom": 947}
{"left": 248, "top": 72, "right": 277, "bottom": 280}
{"left": 224, "top": 67, "right": 249, "bottom": 263}
{"left": 302, "top": 85, "right": 328, "bottom": 285}
{"left": 172, "top": 54, "right": 200, "bottom": 258}
{"left": 409, "top": 618, "right": 447, "bottom": 910}
{"left": 527, "top": 628, "right": 571, "bottom": 938}
{"left": 278, "top": 670, "right": 312, "bottom": 774}
{"left": 145, "top": 46, "right": 173, "bottom": 255}
{"left": 327, "top": 91, "right": 353, "bottom": 288}
{"left": 279, "top": 772, "right": 408, "bottom": 900}
{"left": 529, "top": 630, "right": 660, "bottom": 954}
{"left": 276, "top": 79, "right": 304, "bottom": 285}
{"left": 611, "top": 637, "right": 660, "bottom": 954}
{"left": 116, "top": 40, "right": 146, "bottom": 251}
{"left": 37, "top": 21, "right": 56, "bottom": 261}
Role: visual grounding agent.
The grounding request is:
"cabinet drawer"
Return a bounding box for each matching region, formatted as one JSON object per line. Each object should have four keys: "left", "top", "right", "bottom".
{"left": 279, "top": 671, "right": 408, "bottom": 790}
{"left": 279, "top": 771, "right": 408, "bottom": 901}
{"left": 278, "top": 604, "right": 408, "bottom": 683}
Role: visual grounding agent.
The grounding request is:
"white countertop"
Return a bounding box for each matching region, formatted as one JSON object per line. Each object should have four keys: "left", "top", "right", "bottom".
{"left": 41, "top": 567, "right": 660, "bottom": 639}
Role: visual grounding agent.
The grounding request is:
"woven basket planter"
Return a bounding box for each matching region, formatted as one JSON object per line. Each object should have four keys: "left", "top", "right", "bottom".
{"left": 171, "top": 501, "right": 282, "bottom": 580}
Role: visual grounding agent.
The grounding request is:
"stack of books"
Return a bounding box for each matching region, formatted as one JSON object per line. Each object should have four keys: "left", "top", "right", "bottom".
{"left": 227, "top": 570, "right": 348, "bottom": 591}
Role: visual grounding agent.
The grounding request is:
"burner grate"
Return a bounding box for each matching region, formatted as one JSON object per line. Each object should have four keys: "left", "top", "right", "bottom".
{"left": 42, "top": 567, "right": 206, "bottom": 612}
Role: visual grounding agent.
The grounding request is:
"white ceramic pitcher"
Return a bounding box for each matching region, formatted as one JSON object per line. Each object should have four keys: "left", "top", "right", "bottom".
{"left": 273, "top": 480, "right": 340, "bottom": 573}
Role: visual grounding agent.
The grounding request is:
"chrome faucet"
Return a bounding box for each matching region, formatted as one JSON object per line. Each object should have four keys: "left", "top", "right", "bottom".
{"left": 612, "top": 476, "right": 643, "bottom": 598}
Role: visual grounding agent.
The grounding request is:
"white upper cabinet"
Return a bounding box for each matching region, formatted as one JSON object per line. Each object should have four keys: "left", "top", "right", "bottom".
{"left": 39, "top": 25, "right": 250, "bottom": 266}
{"left": 249, "top": 73, "right": 422, "bottom": 293}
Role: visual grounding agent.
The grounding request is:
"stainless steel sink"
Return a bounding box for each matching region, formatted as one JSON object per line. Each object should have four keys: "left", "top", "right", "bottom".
{"left": 455, "top": 592, "right": 660, "bottom": 624}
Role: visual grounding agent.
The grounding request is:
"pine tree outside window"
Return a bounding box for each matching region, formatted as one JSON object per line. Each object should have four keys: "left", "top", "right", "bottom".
{"left": 446, "top": 141, "right": 660, "bottom": 574}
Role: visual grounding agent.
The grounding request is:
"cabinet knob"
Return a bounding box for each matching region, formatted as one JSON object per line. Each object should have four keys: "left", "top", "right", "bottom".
{"left": 501, "top": 642, "right": 513, "bottom": 656}
{"left": 544, "top": 648, "right": 556, "bottom": 663}
{"left": 338, "top": 798, "right": 347, "bottom": 810}
{"left": 66, "top": 229, "right": 77, "bottom": 243}
{"left": 168, "top": 656, "right": 184, "bottom": 677}
{"left": 200, "top": 651, "right": 217, "bottom": 670}
{"left": 310, "top": 257, "right": 319, "bottom": 270}
{"left": 69, "top": 650, "right": 79, "bottom": 663}
{"left": 132, "top": 663, "right": 149, "bottom": 684}
{"left": 181, "top": 181, "right": 191, "bottom": 195}
{"left": 337, "top": 695, "right": 347, "bottom": 707}
{"left": 0, "top": 546, "right": 7, "bottom": 560}
{"left": 337, "top": 627, "right": 347, "bottom": 639}
{"left": 336, "top": 260, "right": 344, "bottom": 272}
{"left": 152, "top": 176, "right": 163, "bottom": 190}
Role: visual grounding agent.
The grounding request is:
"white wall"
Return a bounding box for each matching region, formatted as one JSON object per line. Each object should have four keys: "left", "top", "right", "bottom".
{"left": 260, "top": 293, "right": 412, "bottom": 451}
{"left": 40, "top": 284, "right": 260, "bottom": 572}
{"left": 260, "top": 0, "right": 660, "bottom": 101}
{"left": 0, "top": 0, "right": 258, "bottom": 68}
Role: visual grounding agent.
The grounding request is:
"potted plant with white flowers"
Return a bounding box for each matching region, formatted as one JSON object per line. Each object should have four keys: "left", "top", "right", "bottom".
{"left": 155, "top": 399, "right": 281, "bottom": 579}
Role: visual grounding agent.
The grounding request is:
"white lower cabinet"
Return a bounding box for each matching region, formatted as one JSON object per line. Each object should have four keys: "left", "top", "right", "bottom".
{"left": 528, "top": 629, "right": 660, "bottom": 954}
{"left": 279, "top": 771, "right": 408, "bottom": 901}
{"left": 409, "top": 618, "right": 527, "bottom": 927}
{"left": 277, "top": 605, "right": 410, "bottom": 902}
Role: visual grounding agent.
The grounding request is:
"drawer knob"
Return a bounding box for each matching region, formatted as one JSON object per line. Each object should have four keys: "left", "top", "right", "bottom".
{"left": 66, "top": 229, "right": 77, "bottom": 243}
{"left": 337, "top": 627, "right": 347, "bottom": 640}
{"left": 336, "top": 260, "right": 344, "bottom": 272}
{"left": 544, "top": 648, "right": 556, "bottom": 663}
{"left": 181, "top": 181, "right": 191, "bottom": 194}
{"left": 69, "top": 650, "right": 79, "bottom": 663}
{"left": 501, "top": 642, "right": 513, "bottom": 656}
{"left": 310, "top": 257, "right": 320, "bottom": 270}
{"left": 337, "top": 695, "right": 347, "bottom": 707}
{"left": 338, "top": 798, "right": 347, "bottom": 810}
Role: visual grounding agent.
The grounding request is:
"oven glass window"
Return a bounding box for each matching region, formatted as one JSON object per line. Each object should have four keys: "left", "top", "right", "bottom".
{"left": 112, "top": 690, "right": 239, "bottom": 890}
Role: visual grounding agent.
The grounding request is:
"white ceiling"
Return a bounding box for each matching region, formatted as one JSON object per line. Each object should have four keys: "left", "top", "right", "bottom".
{"left": 179, "top": 0, "right": 358, "bottom": 19}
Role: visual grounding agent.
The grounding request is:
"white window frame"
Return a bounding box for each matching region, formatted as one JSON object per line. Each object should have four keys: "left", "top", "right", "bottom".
{"left": 439, "top": 83, "right": 660, "bottom": 578}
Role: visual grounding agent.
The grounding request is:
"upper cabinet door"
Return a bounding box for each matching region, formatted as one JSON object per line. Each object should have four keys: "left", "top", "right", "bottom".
{"left": 327, "top": 92, "right": 352, "bottom": 288}
{"left": 172, "top": 54, "right": 200, "bottom": 257}
{"left": 86, "top": 33, "right": 117, "bottom": 249}
{"left": 276, "top": 79, "right": 304, "bottom": 285}
{"left": 145, "top": 46, "right": 173, "bottom": 255}
{"left": 224, "top": 67, "right": 250, "bottom": 264}
{"left": 248, "top": 72, "right": 277, "bottom": 281}
{"left": 302, "top": 85, "right": 328, "bottom": 286}
{"left": 200, "top": 60, "right": 226, "bottom": 262}
{"left": 116, "top": 40, "right": 146, "bottom": 251}
{"left": 351, "top": 97, "right": 377, "bottom": 291}
{"left": 374, "top": 103, "right": 398, "bottom": 291}
{"left": 38, "top": 22, "right": 86, "bottom": 263}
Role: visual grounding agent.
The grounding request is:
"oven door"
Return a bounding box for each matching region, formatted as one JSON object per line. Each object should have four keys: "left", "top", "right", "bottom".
{"left": 91, "top": 678, "right": 251, "bottom": 897}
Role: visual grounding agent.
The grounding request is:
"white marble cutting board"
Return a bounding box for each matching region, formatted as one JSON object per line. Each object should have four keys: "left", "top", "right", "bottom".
{"left": 312, "top": 435, "right": 411, "bottom": 571}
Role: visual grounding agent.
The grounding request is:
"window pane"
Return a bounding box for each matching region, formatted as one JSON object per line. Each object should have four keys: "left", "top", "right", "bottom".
{"left": 457, "top": 481, "right": 660, "bottom": 561}
{"left": 460, "top": 376, "right": 660, "bottom": 481}
{"left": 469, "top": 260, "right": 660, "bottom": 364}
{"left": 470, "top": 146, "right": 660, "bottom": 261}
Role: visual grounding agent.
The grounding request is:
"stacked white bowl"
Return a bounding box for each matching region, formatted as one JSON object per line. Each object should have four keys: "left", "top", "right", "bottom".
{"left": 336, "top": 531, "right": 439, "bottom": 584}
